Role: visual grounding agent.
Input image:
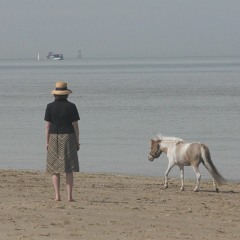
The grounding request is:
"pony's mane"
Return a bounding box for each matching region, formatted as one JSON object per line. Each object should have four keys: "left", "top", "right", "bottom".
{"left": 156, "top": 134, "right": 184, "bottom": 143}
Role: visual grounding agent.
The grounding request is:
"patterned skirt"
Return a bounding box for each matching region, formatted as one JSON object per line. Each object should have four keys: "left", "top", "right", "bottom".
{"left": 46, "top": 133, "right": 79, "bottom": 174}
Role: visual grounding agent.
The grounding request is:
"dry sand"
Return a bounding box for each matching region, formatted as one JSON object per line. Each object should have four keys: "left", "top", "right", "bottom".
{"left": 0, "top": 170, "right": 239, "bottom": 240}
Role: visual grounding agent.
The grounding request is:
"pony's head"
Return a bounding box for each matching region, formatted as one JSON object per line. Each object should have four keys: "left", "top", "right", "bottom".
{"left": 148, "top": 139, "right": 162, "bottom": 161}
{"left": 148, "top": 135, "right": 184, "bottom": 161}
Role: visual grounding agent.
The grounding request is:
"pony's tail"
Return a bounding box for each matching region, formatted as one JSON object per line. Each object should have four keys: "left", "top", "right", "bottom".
{"left": 200, "top": 144, "right": 226, "bottom": 186}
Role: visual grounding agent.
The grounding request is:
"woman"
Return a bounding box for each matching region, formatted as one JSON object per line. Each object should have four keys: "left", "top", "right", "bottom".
{"left": 44, "top": 81, "right": 80, "bottom": 202}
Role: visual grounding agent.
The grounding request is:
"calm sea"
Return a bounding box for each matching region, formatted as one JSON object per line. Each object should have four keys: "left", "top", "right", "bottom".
{"left": 0, "top": 57, "right": 240, "bottom": 180}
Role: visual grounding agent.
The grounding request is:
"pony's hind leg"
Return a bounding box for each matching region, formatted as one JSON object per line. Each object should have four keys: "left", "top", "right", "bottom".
{"left": 213, "top": 179, "right": 219, "bottom": 193}
{"left": 192, "top": 165, "right": 201, "bottom": 192}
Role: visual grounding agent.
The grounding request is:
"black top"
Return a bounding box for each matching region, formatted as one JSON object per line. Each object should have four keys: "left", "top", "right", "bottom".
{"left": 44, "top": 99, "right": 80, "bottom": 134}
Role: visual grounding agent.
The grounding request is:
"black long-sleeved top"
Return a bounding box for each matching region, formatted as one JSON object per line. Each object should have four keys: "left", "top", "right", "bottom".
{"left": 44, "top": 98, "right": 80, "bottom": 134}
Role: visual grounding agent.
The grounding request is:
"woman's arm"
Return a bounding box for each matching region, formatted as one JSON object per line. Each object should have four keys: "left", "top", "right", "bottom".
{"left": 72, "top": 121, "right": 80, "bottom": 150}
{"left": 45, "top": 121, "right": 51, "bottom": 150}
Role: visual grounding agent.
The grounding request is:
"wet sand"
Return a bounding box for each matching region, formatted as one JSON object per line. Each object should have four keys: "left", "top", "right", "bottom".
{"left": 0, "top": 170, "right": 239, "bottom": 240}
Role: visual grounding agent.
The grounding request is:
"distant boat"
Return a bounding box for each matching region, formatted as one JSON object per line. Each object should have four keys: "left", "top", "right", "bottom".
{"left": 37, "top": 53, "right": 40, "bottom": 60}
{"left": 45, "top": 52, "right": 64, "bottom": 60}
{"left": 77, "top": 50, "right": 82, "bottom": 59}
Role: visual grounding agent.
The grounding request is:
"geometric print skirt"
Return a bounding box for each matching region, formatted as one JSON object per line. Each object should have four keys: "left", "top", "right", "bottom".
{"left": 46, "top": 133, "right": 79, "bottom": 174}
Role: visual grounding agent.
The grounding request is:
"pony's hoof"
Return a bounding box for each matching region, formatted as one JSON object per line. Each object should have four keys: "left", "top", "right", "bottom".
{"left": 180, "top": 187, "right": 185, "bottom": 191}
{"left": 215, "top": 188, "right": 219, "bottom": 193}
{"left": 194, "top": 188, "right": 199, "bottom": 192}
{"left": 163, "top": 185, "right": 168, "bottom": 189}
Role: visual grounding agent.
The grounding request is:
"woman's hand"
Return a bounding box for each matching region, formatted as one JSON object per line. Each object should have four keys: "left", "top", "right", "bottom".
{"left": 72, "top": 121, "right": 80, "bottom": 151}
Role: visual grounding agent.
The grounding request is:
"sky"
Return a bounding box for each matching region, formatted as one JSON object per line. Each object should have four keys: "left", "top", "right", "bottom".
{"left": 1, "top": 0, "right": 240, "bottom": 59}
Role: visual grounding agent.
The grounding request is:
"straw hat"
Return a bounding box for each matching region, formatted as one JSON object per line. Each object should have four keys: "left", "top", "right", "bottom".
{"left": 51, "top": 81, "right": 72, "bottom": 95}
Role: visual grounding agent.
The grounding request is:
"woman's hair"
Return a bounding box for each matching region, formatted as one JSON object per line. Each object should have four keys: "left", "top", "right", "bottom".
{"left": 54, "top": 94, "right": 68, "bottom": 99}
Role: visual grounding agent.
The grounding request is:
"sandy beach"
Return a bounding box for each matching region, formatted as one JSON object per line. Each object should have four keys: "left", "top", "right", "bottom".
{"left": 0, "top": 170, "right": 239, "bottom": 240}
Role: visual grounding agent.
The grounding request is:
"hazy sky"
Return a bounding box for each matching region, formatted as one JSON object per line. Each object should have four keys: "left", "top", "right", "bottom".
{"left": 1, "top": 0, "right": 240, "bottom": 59}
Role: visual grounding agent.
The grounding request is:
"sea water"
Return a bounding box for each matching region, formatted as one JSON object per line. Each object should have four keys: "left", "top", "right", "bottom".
{"left": 0, "top": 57, "right": 240, "bottom": 180}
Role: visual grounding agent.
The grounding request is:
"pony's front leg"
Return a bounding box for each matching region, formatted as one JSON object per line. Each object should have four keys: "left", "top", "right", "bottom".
{"left": 164, "top": 162, "right": 175, "bottom": 189}
{"left": 179, "top": 166, "right": 184, "bottom": 191}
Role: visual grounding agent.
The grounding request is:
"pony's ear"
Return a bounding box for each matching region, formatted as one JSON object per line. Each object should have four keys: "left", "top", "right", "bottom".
{"left": 150, "top": 139, "right": 158, "bottom": 145}
{"left": 156, "top": 139, "right": 161, "bottom": 143}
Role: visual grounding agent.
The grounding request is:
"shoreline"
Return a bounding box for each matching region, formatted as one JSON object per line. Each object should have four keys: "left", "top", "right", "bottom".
{"left": 2, "top": 168, "right": 240, "bottom": 182}
{"left": 0, "top": 168, "right": 240, "bottom": 183}
{"left": 0, "top": 169, "right": 239, "bottom": 239}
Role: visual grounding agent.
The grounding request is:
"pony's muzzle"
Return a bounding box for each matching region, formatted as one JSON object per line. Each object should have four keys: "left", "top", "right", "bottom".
{"left": 148, "top": 150, "right": 162, "bottom": 161}
{"left": 148, "top": 155, "right": 155, "bottom": 161}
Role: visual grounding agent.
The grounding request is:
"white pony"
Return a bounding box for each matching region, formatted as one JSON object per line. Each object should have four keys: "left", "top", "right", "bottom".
{"left": 148, "top": 135, "right": 226, "bottom": 192}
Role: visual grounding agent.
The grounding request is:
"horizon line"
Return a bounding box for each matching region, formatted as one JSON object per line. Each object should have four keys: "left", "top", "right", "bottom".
{"left": 1, "top": 55, "right": 240, "bottom": 61}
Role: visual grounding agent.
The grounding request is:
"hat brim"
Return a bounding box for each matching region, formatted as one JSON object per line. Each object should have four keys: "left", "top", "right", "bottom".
{"left": 51, "top": 89, "right": 72, "bottom": 95}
